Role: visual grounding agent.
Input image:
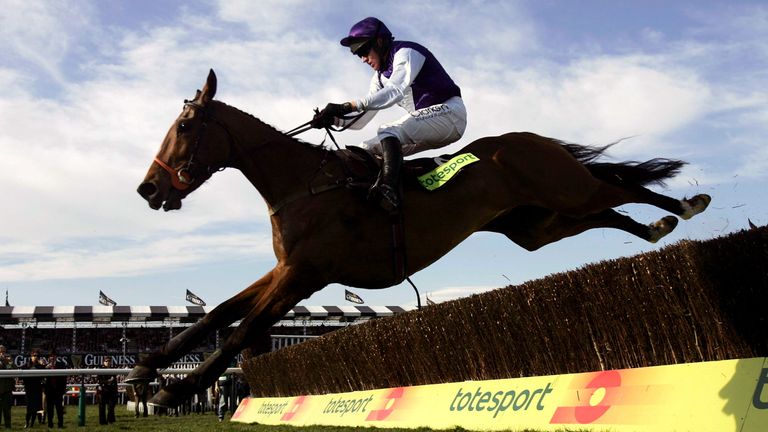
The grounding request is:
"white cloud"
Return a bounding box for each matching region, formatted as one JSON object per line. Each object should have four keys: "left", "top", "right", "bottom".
{"left": 216, "top": 0, "right": 320, "bottom": 34}
{"left": 0, "top": 0, "right": 94, "bottom": 84}
{"left": 457, "top": 55, "right": 712, "bottom": 155}
{"left": 0, "top": 231, "right": 273, "bottom": 282}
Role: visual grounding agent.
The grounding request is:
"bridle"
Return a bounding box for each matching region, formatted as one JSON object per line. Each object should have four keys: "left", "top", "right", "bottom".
{"left": 153, "top": 99, "right": 233, "bottom": 191}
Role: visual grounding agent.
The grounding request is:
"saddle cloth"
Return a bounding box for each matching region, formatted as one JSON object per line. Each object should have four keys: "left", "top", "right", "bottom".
{"left": 338, "top": 146, "right": 478, "bottom": 191}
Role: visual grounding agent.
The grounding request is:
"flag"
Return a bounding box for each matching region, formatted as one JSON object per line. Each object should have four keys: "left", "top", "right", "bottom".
{"left": 98, "top": 290, "right": 117, "bottom": 306}
{"left": 4, "top": 290, "right": 9, "bottom": 307}
{"left": 344, "top": 289, "right": 364, "bottom": 304}
{"left": 186, "top": 289, "right": 206, "bottom": 306}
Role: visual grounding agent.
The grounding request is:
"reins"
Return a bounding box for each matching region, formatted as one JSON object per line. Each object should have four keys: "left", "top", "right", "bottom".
{"left": 286, "top": 110, "right": 367, "bottom": 146}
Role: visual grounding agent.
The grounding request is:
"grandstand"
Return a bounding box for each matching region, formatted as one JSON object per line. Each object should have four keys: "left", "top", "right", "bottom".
{"left": 0, "top": 305, "right": 408, "bottom": 366}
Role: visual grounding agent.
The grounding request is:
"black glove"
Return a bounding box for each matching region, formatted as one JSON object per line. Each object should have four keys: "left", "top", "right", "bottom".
{"left": 311, "top": 102, "right": 354, "bottom": 129}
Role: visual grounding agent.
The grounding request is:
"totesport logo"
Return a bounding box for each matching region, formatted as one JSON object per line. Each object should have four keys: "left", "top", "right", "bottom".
{"left": 281, "top": 396, "right": 307, "bottom": 421}
{"left": 366, "top": 387, "right": 405, "bottom": 421}
{"left": 550, "top": 370, "right": 621, "bottom": 424}
{"left": 550, "top": 369, "right": 665, "bottom": 425}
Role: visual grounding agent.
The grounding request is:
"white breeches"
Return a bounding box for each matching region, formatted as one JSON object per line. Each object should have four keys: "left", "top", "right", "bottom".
{"left": 361, "top": 96, "right": 467, "bottom": 156}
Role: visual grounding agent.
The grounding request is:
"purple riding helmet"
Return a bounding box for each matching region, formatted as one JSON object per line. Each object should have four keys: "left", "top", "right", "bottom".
{"left": 339, "top": 17, "right": 394, "bottom": 56}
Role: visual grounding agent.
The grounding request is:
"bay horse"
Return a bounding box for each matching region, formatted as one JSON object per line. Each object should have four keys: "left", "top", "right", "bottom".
{"left": 129, "top": 69, "right": 710, "bottom": 406}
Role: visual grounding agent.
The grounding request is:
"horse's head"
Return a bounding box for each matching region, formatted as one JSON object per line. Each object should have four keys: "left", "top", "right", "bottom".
{"left": 138, "top": 69, "right": 233, "bottom": 211}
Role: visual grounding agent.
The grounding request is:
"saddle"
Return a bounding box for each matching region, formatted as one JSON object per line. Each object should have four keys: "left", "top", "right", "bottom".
{"left": 336, "top": 146, "right": 460, "bottom": 191}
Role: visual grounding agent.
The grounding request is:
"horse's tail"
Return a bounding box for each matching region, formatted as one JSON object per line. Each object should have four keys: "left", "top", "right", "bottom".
{"left": 561, "top": 142, "right": 685, "bottom": 187}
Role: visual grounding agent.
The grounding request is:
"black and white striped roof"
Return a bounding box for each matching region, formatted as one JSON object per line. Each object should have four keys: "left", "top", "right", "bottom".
{"left": 0, "top": 305, "right": 408, "bottom": 324}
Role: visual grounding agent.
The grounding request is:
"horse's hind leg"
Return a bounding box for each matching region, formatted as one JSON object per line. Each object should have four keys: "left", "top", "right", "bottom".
{"left": 126, "top": 270, "right": 275, "bottom": 383}
{"left": 566, "top": 180, "right": 711, "bottom": 221}
{"left": 488, "top": 134, "right": 710, "bottom": 220}
{"left": 613, "top": 184, "right": 711, "bottom": 220}
{"left": 483, "top": 207, "right": 678, "bottom": 251}
{"left": 149, "top": 265, "right": 319, "bottom": 407}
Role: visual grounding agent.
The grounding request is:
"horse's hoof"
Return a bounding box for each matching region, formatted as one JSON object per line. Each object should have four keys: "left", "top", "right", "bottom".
{"left": 125, "top": 365, "right": 159, "bottom": 384}
{"left": 648, "top": 216, "right": 679, "bottom": 243}
{"left": 148, "top": 380, "right": 196, "bottom": 408}
{"left": 680, "top": 194, "right": 711, "bottom": 220}
{"left": 148, "top": 388, "right": 182, "bottom": 408}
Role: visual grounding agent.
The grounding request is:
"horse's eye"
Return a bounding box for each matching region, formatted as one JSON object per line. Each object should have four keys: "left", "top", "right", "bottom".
{"left": 178, "top": 122, "right": 188, "bottom": 133}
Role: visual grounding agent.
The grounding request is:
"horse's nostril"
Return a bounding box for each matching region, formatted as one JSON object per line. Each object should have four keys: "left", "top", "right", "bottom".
{"left": 137, "top": 182, "right": 157, "bottom": 200}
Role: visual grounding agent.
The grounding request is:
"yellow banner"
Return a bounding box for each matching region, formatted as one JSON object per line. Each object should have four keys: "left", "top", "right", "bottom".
{"left": 232, "top": 357, "right": 768, "bottom": 431}
{"left": 417, "top": 153, "right": 479, "bottom": 191}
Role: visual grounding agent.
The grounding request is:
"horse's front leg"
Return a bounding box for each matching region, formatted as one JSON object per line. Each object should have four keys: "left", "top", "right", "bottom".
{"left": 148, "top": 265, "right": 317, "bottom": 407}
{"left": 126, "top": 270, "right": 275, "bottom": 383}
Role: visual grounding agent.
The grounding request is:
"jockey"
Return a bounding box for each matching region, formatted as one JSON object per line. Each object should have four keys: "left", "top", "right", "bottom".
{"left": 312, "top": 17, "right": 467, "bottom": 212}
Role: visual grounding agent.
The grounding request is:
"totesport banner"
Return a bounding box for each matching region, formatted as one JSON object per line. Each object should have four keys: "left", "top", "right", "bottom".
{"left": 232, "top": 357, "right": 768, "bottom": 431}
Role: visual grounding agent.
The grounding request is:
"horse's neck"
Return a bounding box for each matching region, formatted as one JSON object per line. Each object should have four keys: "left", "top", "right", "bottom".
{"left": 221, "top": 104, "right": 326, "bottom": 207}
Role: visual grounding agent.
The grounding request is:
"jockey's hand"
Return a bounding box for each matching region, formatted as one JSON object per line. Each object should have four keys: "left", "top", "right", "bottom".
{"left": 311, "top": 102, "right": 354, "bottom": 129}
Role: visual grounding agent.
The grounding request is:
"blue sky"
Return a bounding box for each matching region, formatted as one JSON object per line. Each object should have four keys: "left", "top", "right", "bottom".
{"left": 1, "top": 0, "right": 766, "bottom": 308}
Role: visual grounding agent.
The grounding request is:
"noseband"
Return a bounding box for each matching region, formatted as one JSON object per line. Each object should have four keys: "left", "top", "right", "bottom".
{"left": 153, "top": 155, "right": 195, "bottom": 190}
{"left": 153, "top": 100, "right": 231, "bottom": 191}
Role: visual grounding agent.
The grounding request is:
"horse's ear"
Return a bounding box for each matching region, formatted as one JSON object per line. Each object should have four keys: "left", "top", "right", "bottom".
{"left": 201, "top": 69, "right": 217, "bottom": 102}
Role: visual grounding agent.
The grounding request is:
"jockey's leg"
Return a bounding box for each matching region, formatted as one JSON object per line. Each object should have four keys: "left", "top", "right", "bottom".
{"left": 370, "top": 136, "right": 402, "bottom": 212}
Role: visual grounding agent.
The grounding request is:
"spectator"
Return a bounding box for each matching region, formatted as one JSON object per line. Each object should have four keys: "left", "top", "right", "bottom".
{"left": 44, "top": 352, "right": 67, "bottom": 429}
{"left": 0, "top": 345, "right": 13, "bottom": 429}
{"left": 22, "top": 349, "right": 45, "bottom": 428}
{"left": 236, "top": 374, "right": 250, "bottom": 405}
{"left": 96, "top": 357, "right": 117, "bottom": 425}
{"left": 215, "top": 374, "right": 233, "bottom": 422}
{"left": 131, "top": 381, "right": 149, "bottom": 418}
{"left": 194, "top": 386, "right": 210, "bottom": 414}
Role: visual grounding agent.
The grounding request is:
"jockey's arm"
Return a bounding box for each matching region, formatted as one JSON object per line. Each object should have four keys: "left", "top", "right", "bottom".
{"left": 337, "top": 48, "right": 426, "bottom": 130}
{"left": 357, "top": 47, "right": 425, "bottom": 111}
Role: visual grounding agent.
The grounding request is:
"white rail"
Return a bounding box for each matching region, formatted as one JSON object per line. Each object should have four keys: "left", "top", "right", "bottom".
{"left": 0, "top": 367, "right": 242, "bottom": 377}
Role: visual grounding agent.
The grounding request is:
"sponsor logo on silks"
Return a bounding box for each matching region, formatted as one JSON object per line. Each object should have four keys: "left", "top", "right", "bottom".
{"left": 449, "top": 383, "right": 554, "bottom": 419}
{"left": 417, "top": 153, "right": 479, "bottom": 191}
{"left": 366, "top": 387, "right": 405, "bottom": 421}
{"left": 550, "top": 370, "right": 621, "bottom": 424}
{"left": 280, "top": 396, "right": 306, "bottom": 421}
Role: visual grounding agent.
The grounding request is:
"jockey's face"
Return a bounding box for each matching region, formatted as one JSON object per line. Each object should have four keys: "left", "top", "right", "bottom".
{"left": 358, "top": 41, "right": 382, "bottom": 71}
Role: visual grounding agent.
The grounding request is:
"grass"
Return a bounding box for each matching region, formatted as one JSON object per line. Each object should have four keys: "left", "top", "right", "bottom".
{"left": 4, "top": 404, "right": 467, "bottom": 431}
{"left": 7, "top": 406, "right": 577, "bottom": 431}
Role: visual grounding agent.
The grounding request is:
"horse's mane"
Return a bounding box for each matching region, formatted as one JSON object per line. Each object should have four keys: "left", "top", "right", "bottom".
{"left": 211, "top": 100, "right": 328, "bottom": 151}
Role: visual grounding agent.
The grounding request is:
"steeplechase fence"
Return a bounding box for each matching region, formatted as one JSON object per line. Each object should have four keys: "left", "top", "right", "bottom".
{"left": 235, "top": 226, "right": 768, "bottom": 431}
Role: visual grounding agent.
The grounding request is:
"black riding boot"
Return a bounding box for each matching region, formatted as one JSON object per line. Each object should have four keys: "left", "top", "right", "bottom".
{"left": 372, "top": 136, "right": 403, "bottom": 212}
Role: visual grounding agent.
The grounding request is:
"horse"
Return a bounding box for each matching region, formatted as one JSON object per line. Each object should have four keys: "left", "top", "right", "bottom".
{"left": 129, "top": 69, "right": 710, "bottom": 406}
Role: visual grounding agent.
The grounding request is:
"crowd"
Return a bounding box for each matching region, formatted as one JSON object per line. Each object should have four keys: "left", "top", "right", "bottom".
{"left": 0, "top": 345, "right": 249, "bottom": 427}
{"left": 0, "top": 346, "right": 67, "bottom": 428}
{"left": 0, "top": 327, "right": 228, "bottom": 355}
